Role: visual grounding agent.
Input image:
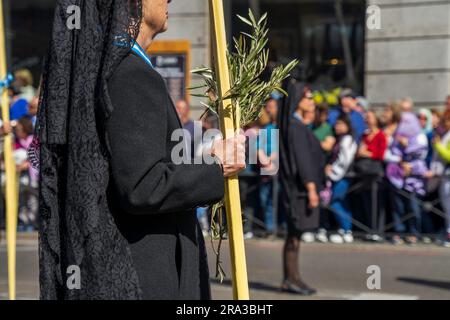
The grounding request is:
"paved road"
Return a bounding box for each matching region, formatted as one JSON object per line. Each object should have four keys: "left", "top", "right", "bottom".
{"left": 1, "top": 233, "right": 450, "bottom": 300}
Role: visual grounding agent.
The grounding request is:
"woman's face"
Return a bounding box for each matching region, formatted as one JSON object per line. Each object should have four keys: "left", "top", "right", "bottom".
{"left": 319, "top": 111, "right": 328, "bottom": 123}
{"left": 366, "top": 111, "right": 378, "bottom": 128}
{"left": 418, "top": 113, "right": 428, "bottom": 129}
{"left": 15, "top": 123, "right": 26, "bottom": 139}
{"left": 445, "top": 118, "right": 450, "bottom": 131}
{"left": 303, "top": 108, "right": 316, "bottom": 125}
{"left": 334, "top": 120, "right": 349, "bottom": 136}
{"left": 382, "top": 107, "right": 393, "bottom": 124}
{"left": 432, "top": 113, "right": 440, "bottom": 129}
{"left": 142, "top": 0, "right": 171, "bottom": 35}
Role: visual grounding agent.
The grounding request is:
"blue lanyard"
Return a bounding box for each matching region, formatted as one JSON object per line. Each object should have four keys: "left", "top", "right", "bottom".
{"left": 132, "top": 42, "right": 154, "bottom": 68}
{"left": 293, "top": 112, "right": 302, "bottom": 122}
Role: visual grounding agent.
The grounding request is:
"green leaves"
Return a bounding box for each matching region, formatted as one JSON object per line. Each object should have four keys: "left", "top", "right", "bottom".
{"left": 191, "top": 9, "right": 299, "bottom": 128}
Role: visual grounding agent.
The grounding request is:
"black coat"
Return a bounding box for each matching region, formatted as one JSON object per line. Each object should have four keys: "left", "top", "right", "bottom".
{"left": 105, "top": 52, "right": 224, "bottom": 299}
{"left": 279, "top": 115, "right": 325, "bottom": 234}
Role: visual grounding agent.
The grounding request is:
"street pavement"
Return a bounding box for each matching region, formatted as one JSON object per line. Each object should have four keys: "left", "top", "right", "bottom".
{"left": 1, "top": 232, "right": 450, "bottom": 300}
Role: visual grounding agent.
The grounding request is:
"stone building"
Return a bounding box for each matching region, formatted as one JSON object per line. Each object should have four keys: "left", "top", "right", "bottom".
{"left": 365, "top": 0, "right": 450, "bottom": 109}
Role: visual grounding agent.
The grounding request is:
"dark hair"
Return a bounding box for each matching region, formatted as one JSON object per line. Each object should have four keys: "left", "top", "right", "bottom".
{"left": 386, "top": 101, "right": 402, "bottom": 124}
{"left": 335, "top": 113, "right": 354, "bottom": 137}
{"left": 17, "top": 116, "right": 34, "bottom": 136}
{"left": 314, "top": 103, "right": 329, "bottom": 127}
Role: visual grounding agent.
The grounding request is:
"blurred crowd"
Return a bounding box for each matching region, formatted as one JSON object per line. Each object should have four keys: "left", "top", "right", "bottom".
{"left": 0, "top": 69, "right": 39, "bottom": 232}
{"left": 2, "top": 67, "right": 450, "bottom": 250}
{"left": 179, "top": 87, "right": 450, "bottom": 248}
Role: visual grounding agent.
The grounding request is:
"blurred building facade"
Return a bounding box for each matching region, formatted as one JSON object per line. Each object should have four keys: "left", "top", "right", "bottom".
{"left": 365, "top": 0, "right": 450, "bottom": 108}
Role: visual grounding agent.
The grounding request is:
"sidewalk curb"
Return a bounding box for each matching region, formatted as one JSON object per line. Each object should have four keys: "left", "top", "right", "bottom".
{"left": 0, "top": 231, "right": 38, "bottom": 246}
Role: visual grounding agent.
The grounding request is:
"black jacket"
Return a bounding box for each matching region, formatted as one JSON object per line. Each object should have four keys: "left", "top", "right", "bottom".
{"left": 106, "top": 52, "right": 224, "bottom": 299}
{"left": 279, "top": 113, "right": 325, "bottom": 232}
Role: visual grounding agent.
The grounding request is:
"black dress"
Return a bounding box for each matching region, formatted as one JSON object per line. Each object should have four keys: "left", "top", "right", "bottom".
{"left": 279, "top": 115, "right": 325, "bottom": 236}
{"left": 105, "top": 51, "right": 224, "bottom": 299}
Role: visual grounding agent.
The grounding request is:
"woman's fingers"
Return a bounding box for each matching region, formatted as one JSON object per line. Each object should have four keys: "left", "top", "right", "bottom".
{"left": 211, "top": 133, "right": 247, "bottom": 177}
{"left": 221, "top": 134, "right": 246, "bottom": 177}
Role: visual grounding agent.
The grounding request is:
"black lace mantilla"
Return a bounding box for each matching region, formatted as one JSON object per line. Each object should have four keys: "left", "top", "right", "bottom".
{"left": 35, "top": 0, "right": 144, "bottom": 299}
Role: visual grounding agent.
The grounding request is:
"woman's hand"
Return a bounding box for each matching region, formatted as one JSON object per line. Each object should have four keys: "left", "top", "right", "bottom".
{"left": 401, "top": 162, "right": 412, "bottom": 176}
{"left": 325, "top": 164, "right": 333, "bottom": 176}
{"left": 424, "top": 170, "right": 434, "bottom": 179}
{"left": 397, "top": 136, "right": 409, "bottom": 148}
{"left": 212, "top": 133, "right": 246, "bottom": 178}
{"left": 433, "top": 135, "right": 441, "bottom": 145}
{"left": 306, "top": 183, "right": 319, "bottom": 209}
{"left": 1, "top": 121, "right": 12, "bottom": 136}
{"left": 358, "top": 144, "right": 371, "bottom": 158}
{"left": 16, "top": 161, "right": 29, "bottom": 172}
{"left": 321, "top": 136, "right": 336, "bottom": 152}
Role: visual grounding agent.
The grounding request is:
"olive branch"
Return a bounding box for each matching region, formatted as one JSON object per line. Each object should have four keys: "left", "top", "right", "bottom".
{"left": 191, "top": 9, "right": 298, "bottom": 128}
{"left": 190, "top": 9, "right": 298, "bottom": 282}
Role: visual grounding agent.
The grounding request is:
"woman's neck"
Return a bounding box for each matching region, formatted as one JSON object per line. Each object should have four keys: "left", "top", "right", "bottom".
{"left": 136, "top": 26, "right": 155, "bottom": 51}
{"left": 369, "top": 126, "right": 379, "bottom": 134}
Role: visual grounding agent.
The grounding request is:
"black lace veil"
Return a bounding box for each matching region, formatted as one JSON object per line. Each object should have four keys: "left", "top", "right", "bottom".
{"left": 35, "top": 0, "right": 144, "bottom": 299}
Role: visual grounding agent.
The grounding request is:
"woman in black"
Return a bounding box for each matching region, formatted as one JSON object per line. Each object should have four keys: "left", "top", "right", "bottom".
{"left": 279, "top": 85, "right": 325, "bottom": 295}
{"left": 37, "top": 0, "right": 245, "bottom": 300}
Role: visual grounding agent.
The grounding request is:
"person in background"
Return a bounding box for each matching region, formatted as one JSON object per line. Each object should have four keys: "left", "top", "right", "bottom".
{"left": 386, "top": 112, "right": 430, "bottom": 245}
{"left": 380, "top": 102, "right": 403, "bottom": 240}
{"left": 418, "top": 108, "right": 434, "bottom": 168}
{"left": 175, "top": 99, "right": 194, "bottom": 134}
{"left": 432, "top": 110, "right": 450, "bottom": 247}
{"left": 423, "top": 108, "right": 443, "bottom": 240}
{"left": 13, "top": 69, "right": 35, "bottom": 103}
{"left": 445, "top": 95, "right": 450, "bottom": 112}
{"left": 327, "top": 114, "right": 357, "bottom": 244}
{"left": 9, "top": 84, "right": 29, "bottom": 121}
{"left": 27, "top": 88, "right": 40, "bottom": 127}
{"left": 295, "top": 93, "right": 321, "bottom": 243}
{"left": 14, "top": 117, "right": 38, "bottom": 186}
{"left": 241, "top": 120, "right": 261, "bottom": 239}
{"left": 382, "top": 102, "right": 402, "bottom": 162}
{"left": 279, "top": 88, "right": 325, "bottom": 295}
{"left": 431, "top": 108, "right": 445, "bottom": 136}
{"left": 356, "top": 109, "right": 387, "bottom": 240}
{"left": 400, "top": 97, "right": 414, "bottom": 112}
{"left": 328, "top": 89, "right": 367, "bottom": 142}
{"left": 257, "top": 99, "right": 279, "bottom": 235}
{"left": 175, "top": 99, "right": 200, "bottom": 160}
{"left": 0, "top": 118, "right": 12, "bottom": 230}
{"left": 297, "top": 91, "right": 315, "bottom": 127}
{"left": 355, "top": 96, "right": 370, "bottom": 114}
{"left": 312, "top": 104, "right": 336, "bottom": 243}
{"left": 358, "top": 110, "right": 387, "bottom": 162}
{"left": 195, "top": 111, "right": 222, "bottom": 237}
{"left": 14, "top": 117, "right": 39, "bottom": 231}
{"left": 313, "top": 103, "right": 336, "bottom": 153}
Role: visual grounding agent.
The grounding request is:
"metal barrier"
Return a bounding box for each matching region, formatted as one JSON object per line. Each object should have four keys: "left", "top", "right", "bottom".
{"left": 322, "top": 172, "right": 448, "bottom": 236}
{"left": 239, "top": 171, "right": 448, "bottom": 237}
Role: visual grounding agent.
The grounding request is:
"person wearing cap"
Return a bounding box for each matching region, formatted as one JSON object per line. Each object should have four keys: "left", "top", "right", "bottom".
{"left": 328, "top": 88, "right": 367, "bottom": 142}
{"left": 8, "top": 84, "right": 29, "bottom": 121}
{"left": 355, "top": 96, "right": 370, "bottom": 114}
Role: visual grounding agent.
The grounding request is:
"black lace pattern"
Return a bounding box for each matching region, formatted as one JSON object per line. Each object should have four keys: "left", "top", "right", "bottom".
{"left": 36, "top": 0, "right": 144, "bottom": 299}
